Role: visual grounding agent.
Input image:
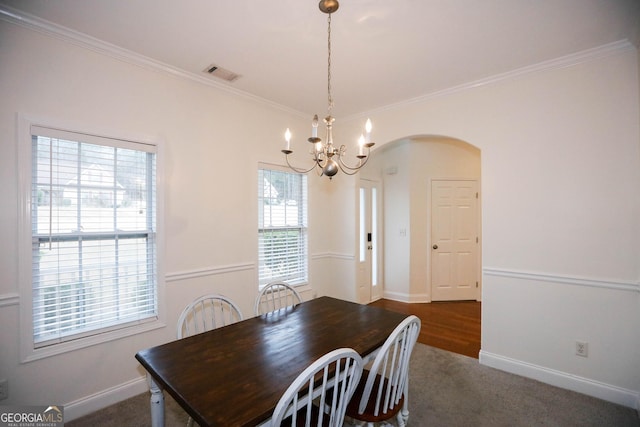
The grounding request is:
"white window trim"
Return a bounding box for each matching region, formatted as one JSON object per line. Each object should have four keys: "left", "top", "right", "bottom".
{"left": 257, "top": 162, "right": 309, "bottom": 289}
{"left": 17, "top": 114, "right": 166, "bottom": 363}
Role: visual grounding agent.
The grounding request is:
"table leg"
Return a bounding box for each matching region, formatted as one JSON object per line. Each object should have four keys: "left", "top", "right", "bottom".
{"left": 147, "top": 374, "right": 165, "bottom": 427}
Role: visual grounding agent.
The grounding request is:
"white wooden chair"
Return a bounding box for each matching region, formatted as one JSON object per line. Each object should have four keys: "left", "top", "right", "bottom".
{"left": 344, "top": 315, "right": 421, "bottom": 427}
{"left": 176, "top": 294, "right": 243, "bottom": 426}
{"left": 177, "top": 294, "right": 243, "bottom": 339}
{"left": 269, "top": 348, "right": 363, "bottom": 427}
{"left": 254, "top": 281, "right": 303, "bottom": 316}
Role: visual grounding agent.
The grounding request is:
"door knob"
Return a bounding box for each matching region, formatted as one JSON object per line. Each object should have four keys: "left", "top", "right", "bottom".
{"left": 432, "top": 244, "right": 438, "bottom": 250}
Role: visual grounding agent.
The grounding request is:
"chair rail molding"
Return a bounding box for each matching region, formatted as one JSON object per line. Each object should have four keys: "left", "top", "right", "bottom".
{"left": 311, "top": 252, "right": 354, "bottom": 261}
{"left": 166, "top": 262, "right": 255, "bottom": 283}
{"left": 0, "top": 292, "right": 20, "bottom": 307}
{"left": 483, "top": 268, "right": 640, "bottom": 293}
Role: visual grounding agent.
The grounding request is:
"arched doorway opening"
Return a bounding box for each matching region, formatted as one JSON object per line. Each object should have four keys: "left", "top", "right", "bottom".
{"left": 357, "top": 135, "right": 481, "bottom": 304}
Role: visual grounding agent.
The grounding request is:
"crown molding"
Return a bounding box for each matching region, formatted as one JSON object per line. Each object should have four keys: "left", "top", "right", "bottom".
{"left": 0, "top": 5, "right": 308, "bottom": 119}
{"left": 1, "top": 5, "right": 635, "bottom": 122}
{"left": 345, "top": 39, "right": 636, "bottom": 121}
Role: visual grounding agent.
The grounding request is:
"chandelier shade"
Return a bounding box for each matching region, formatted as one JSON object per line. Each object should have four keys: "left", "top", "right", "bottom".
{"left": 281, "top": 0, "right": 374, "bottom": 179}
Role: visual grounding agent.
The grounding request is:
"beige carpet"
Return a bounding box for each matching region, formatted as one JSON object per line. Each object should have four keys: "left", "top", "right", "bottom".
{"left": 67, "top": 344, "right": 639, "bottom": 426}
{"left": 407, "top": 344, "right": 639, "bottom": 426}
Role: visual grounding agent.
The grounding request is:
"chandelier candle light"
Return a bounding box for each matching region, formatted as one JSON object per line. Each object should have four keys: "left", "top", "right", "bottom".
{"left": 281, "top": 0, "right": 375, "bottom": 179}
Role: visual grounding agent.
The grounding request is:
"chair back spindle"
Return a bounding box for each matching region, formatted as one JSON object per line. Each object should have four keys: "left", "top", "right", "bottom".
{"left": 177, "top": 294, "right": 243, "bottom": 339}
{"left": 255, "top": 281, "right": 302, "bottom": 316}
{"left": 271, "top": 348, "right": 363, "bottom": 427}
{"left": 347, "top": 315, "right": 421, "bottom": 426}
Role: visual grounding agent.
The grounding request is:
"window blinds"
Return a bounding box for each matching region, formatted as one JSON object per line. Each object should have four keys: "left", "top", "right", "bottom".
{"left": 30, "top": 126, "right": 157, "bottom": 347}
{"left": 258, "top": 168, "right": 308, "bottom": 287}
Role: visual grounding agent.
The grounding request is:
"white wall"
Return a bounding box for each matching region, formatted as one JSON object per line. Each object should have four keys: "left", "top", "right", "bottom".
{"left": 0, "top": 19, "right": 336, "bottom": 419}
{"left": 336, "top": 44, "right": 640, "bottom": 407}
{"left": 1, "top": 12, "right": 639, "bottom": 419}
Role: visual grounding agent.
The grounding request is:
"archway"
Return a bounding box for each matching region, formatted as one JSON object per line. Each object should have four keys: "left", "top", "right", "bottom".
{"left": 359, "top": 135, "right": 481, "bottom": 303}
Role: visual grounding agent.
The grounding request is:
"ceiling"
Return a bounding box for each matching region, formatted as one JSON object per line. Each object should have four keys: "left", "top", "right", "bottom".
{"left": 1, "top": 0, "right": 639, "bottom": 118}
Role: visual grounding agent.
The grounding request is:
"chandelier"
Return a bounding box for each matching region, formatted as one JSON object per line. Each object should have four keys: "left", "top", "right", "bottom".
{"left": 281, "top": 0, "right": 374, "bottom": 179}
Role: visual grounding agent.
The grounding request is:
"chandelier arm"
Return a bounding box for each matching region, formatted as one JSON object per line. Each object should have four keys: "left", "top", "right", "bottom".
{"left": 336, "top": 163, "right": 363, "bottom": 176}
{"left": 283, "top": 153, "right": 322, "bottom": 174}
{"left": 336, "top": 158, "right": 366, "bottom": 174}
{"left": 335, "top": 146, "right": 372, "bottom": 172}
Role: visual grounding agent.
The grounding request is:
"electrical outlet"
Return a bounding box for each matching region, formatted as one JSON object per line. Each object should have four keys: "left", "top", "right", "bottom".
{"left": 575, "top": 341, "right": 588, "bottom": 357}
{"left": 0, "top": 379, "right": 8, "bottom": 400}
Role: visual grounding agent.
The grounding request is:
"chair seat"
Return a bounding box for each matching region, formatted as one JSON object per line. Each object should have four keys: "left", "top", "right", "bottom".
{"left": 345, "top": 370, "right": 405, "bottom": 422}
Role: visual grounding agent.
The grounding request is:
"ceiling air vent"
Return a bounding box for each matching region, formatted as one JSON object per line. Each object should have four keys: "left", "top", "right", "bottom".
{"left": 204, "top": 64, "right": 241, "bottom": 82}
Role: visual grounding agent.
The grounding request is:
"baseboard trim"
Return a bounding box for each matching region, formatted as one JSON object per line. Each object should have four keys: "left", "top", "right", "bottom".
{"left": 479, "top": 350, "right": 640, "bottom": 410}
{"left": 382, "top": 291, "right": 430, "bottom": 303}
{"left": 64, "top": 376, "right": 148, "bottom": 421}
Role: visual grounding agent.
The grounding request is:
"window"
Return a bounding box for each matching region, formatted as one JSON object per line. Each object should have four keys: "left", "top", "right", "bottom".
{"left": 258, "top": 166, "right": 308, "bottom": 287}
{"left": 23, "top": 123, "right": 158, "bottom": 354}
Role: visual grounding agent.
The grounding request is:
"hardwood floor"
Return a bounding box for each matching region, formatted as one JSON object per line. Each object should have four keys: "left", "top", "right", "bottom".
{"left": 368, "top": 299, "right": 481, "bottom": 359}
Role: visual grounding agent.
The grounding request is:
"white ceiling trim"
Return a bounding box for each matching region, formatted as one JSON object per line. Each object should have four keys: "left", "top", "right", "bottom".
{"left": 0, "top": 5, "right": 308, "bottom": 118}
{"left": 345, "top": 39, "right": 636, "bottom": 121}
{"left": 1, "top": 5, "right": 634, "bottom": 122}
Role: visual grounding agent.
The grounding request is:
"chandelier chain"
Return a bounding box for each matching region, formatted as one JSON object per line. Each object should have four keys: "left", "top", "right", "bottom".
{"left": 281, "top": 0, "right": 374, "bottom": 179}
{"left": 327, "top": 13, "right": 334, "bottom": 114}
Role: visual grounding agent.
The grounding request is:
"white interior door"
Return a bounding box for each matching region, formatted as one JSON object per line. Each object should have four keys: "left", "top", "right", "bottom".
{"left": 358, "top": 180, "right": 382, "bottom": 302}
{"left": 431, "top": 179, "right": 479, "bottom": 301}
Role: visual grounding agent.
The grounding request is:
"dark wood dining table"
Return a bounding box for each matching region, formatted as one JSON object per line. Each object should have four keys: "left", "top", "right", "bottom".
{"left": 135, "top": 296, "right": 408, "bottom": 427}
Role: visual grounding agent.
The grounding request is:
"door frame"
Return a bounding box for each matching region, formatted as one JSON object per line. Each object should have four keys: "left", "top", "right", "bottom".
{"left": 357, "top": 178, "right": 383, "bottom": 303}
{"left": 428, "top": 177, "right": 482, "bottom": 302}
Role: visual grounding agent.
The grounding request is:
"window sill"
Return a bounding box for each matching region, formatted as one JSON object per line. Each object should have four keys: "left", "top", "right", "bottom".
{"left": 292, "top": 283, "right": 314, "bottom": 299}
{"left": 21, "top": 318, "right": 166, "bottom": 364}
